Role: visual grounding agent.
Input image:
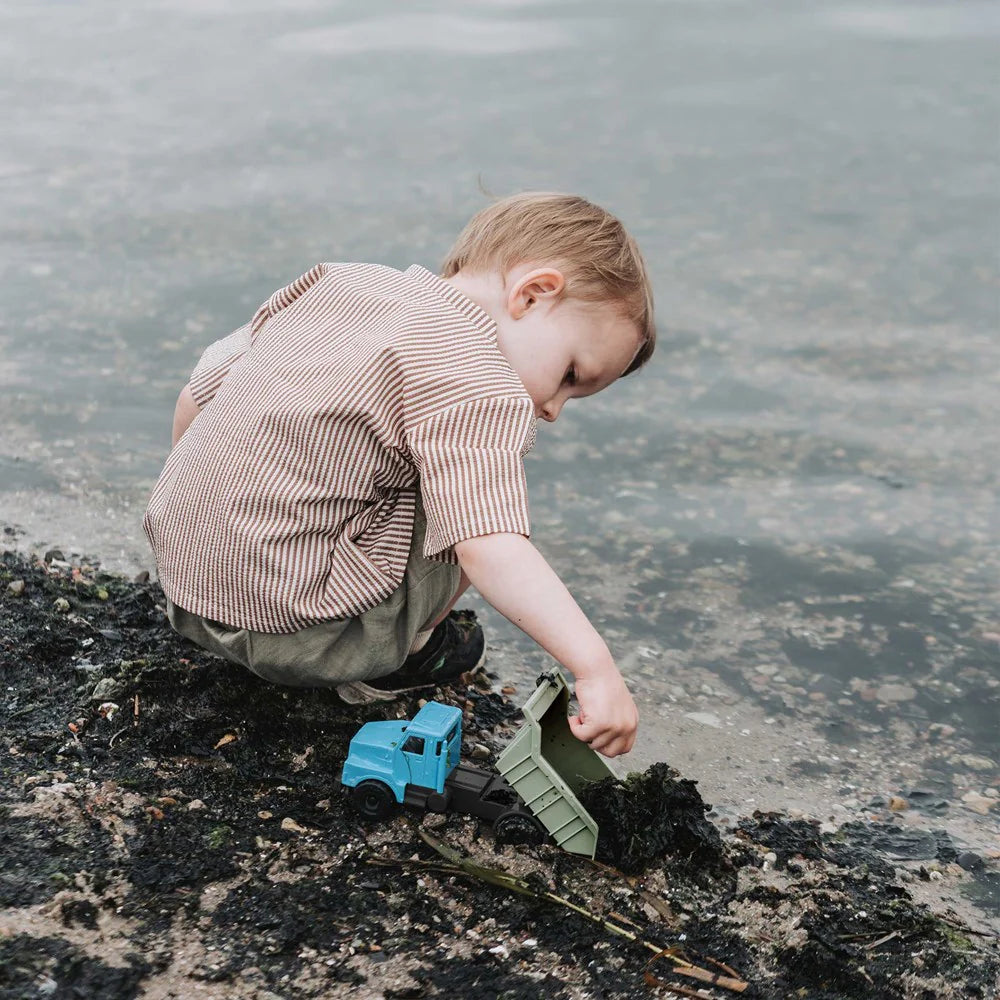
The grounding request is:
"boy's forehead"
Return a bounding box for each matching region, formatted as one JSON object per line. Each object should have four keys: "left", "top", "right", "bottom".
{"left": 578, "top": 319, "right": 643, "bottom": 387}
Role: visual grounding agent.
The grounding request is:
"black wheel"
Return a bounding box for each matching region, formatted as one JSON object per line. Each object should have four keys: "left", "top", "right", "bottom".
{"left": 494, "top": 811, "right": 546, "bottom": 846}
{"left": 351, "top": 780, "right": 396, "bottom": 821}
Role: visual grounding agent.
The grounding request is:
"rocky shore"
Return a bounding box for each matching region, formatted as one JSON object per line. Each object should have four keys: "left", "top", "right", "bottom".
{"left": 2, "top": 547, "right": 998, "bottom": 999}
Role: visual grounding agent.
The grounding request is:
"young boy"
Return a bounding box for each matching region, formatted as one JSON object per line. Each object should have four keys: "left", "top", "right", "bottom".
{"left": 144, "top": 192, "right": 655, "bottom": 758}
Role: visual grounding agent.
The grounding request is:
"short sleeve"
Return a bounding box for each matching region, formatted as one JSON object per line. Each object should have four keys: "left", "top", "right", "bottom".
{"left": 407, "top": 396, "right": 537, "bottom": 560}
{"left": 188, "top": 323, "right": 251, "bottom": 408}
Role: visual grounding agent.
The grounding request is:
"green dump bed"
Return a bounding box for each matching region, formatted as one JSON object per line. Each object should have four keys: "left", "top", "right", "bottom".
{"left": 495, "top": 670, "right": 615, "bottom": 857}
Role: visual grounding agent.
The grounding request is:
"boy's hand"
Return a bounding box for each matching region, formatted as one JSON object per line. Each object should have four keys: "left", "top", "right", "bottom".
{"left": 569, "top": 670, "right": 638, "bottom": 758}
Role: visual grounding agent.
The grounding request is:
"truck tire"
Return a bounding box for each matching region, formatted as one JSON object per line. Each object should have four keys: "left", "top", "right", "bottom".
{"left": 494, "top": 811, "right": 546, "bottom": 846}
{"left": 352, "top": 780, "right": 396, "bottom": 820}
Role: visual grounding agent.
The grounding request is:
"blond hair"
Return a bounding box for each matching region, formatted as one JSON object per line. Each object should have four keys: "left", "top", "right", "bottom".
{"left": 441, "top": 192, "right": 655, "bottom": 376}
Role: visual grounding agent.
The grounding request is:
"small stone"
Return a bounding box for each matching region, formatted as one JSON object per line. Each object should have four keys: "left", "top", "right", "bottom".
{"left": 90, "top": 678, "right": 122, "bottom": 701}
{"left": 53, "top": 597, "right": 71, "bottom": 613}
{"left": 927, "top": 723, "right": 956, "bottom": 740}
{"left": 889, "top": 796, "right": 908, "bottom": 812}
{"left": 960, "top": 791, "right": 995, "bottom": 815}
{"left": 876, "top": 682, "right": 916, "bottom": 703}
{"left": 44, "top": 548, "right": 65, "bottom": 563}
{"left": 955, "top": 754, "right": 996, "bottom": 772}
{"left": 280, "top": 817, "right": 309, "bottom": 834}
{"left": 763, "top": 851, "right": 778, "bottom": 864}
{"left": 187, "top": 799, "right": 206, "bottom": 811}
{"left": 471, "top": 743, "right": 491, "bottom": 760}
{"left": 257, "top": 810, "right": 273, "bottom": 820}
{"left": 683, "top": 711, "right": 723, "bottom": 729}
{"left": 6, "top": 579, "right": 25, "bottom": 596}
{"left": 133, "top": 570, "right": 150, "bottom": 584}
{"left": 956, "top": 851, "right": 984, "bottom": 872}
{"left": 984, "top": 788, "right": 999, "bottom": 799}
{"left": 95, "top": 587, "right": 109, "bottom": 601}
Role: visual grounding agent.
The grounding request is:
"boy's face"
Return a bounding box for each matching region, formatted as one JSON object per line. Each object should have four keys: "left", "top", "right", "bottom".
{"left": 495, "top": 267, "right": 641, "bottom": 423}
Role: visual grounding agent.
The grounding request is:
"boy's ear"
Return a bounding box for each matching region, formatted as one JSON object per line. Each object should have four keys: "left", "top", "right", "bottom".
{"left": 507, "top": 267, "right": 566, "bottom": 319}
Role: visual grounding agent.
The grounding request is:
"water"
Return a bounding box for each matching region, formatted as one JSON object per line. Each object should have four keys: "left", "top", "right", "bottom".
{"left": 1, "top": 1, "right": 998, "bottom": 860}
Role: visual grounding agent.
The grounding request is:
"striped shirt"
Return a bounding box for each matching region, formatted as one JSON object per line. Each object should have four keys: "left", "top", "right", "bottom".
{"left": 143, "top": 264, "right": 536, "bottom": 633}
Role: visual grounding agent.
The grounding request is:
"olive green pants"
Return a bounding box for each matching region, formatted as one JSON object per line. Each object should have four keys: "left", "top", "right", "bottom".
{"left": 165, "top": 502, "right": 460, "bottom": 688}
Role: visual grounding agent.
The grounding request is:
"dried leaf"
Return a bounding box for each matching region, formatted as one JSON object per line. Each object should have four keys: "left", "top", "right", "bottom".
{"left": 213, "top": 732, "right": 238, "bottom": 749}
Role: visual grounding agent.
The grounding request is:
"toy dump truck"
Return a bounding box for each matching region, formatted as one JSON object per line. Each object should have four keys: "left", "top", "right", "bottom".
{"left": 340, "top": 669, "right": 615, "bottom": 857}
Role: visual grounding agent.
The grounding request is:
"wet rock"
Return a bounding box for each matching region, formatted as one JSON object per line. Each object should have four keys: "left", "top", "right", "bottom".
{"left": 52, "top": 597, "right": 70, "bottom": 613}
{"left": 960, "top": 791, "right": 995, "bottom": 815}
{"left": 90, "top": 677, "right": 123, "bottom": 702}
{"left": 6, "top": 578, "right": 25, "bottom": 596}
{"left": 875, "top": 682, "right": 916, "bottom": 702}
{"left": 470, "top": 743, "right": 490, "bottom": 760}
{"left": 683, "top": 710, "right": 723, "bottom": 728}
{"left": 956, "top": 851, "right": 984, "bottom": 872}
{"left": 954, "top": 754, "right": 997, "bottom": 772}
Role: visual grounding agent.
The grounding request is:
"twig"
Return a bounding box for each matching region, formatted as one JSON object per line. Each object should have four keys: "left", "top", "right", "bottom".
{"left": 108, "top": 726, "right": 131, "bottom": 748}
{"left": 865, "top": 930, "right": 901, "bottom": 951}
{"left": 133, "top": 694, "right": 140, "bottom": 726}
{"left": 414, "top": 830, "right": 749, "bottom": 993}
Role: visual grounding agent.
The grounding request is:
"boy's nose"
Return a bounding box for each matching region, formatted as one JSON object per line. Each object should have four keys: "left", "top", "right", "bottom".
{"left": 539, "top": 399, "right": 561, "bottom": 422}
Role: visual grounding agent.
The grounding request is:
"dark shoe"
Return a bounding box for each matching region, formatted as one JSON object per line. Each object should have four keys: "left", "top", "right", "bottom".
{"left": 371, "top": 609, "right": 486, "bottom": 690}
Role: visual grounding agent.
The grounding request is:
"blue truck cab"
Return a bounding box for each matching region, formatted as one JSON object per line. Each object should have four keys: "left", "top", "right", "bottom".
{"left": 341, "top": 701, "right": 462, "bottom": 804}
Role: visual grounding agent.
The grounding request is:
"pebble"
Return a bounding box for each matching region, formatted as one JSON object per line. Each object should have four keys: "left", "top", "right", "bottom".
{"left": 281, "top": 817, "right": 309, "bottom": 834}
{"left": 471, "top": 743, "right": 491, "bottom": 760}
{"left": 889, "top": 796, "right": 908, "bottom": 812}
{"left": 187, "top": 799, "right": 206, "bottom": 811}
{"left": 954, "top": 754, "right": 996, "bottom": 772}
{"left": 875, "top": 682, "right": 916, "bottom": 703}
{"left": 960, "top": 791, "right": 995, "bottom": 815}
{"left": 6, "top": 579, "right": 25, "bottom": 596}
{"left": 53, "top": 597, "right": 70, "bottom": 613}
{"left": 683, "top": 711, "right": 723, "bottom": 729}
{"left": 90, "top": 678, "right": 122, "bottom": 702}
{"left": 955, "top": 851, "right": 984, "bottom": 872}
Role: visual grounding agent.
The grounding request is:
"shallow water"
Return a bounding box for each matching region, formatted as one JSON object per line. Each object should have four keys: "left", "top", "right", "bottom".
{"left": 1, "top": 0, "right": 998, "bottom": 853}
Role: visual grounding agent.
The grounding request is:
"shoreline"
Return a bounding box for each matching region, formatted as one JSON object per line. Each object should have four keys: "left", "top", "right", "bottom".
{"left": 6, "top": 493, "right": 999, "bottom": 859}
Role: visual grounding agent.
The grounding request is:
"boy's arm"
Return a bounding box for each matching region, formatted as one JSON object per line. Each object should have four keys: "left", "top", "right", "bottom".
{"left": 453, "top": 532, "right": 637, "bottom": 758}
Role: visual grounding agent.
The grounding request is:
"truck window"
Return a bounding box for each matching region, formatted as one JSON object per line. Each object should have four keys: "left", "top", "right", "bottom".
{"left": 402, "top": 735, "right": 425, "bottom": 755}
{"left": 435, "top": 740, "right": 442, "bottom": 756}
{"left": 446, "top": 724, "right": 458, "bottom": 744}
